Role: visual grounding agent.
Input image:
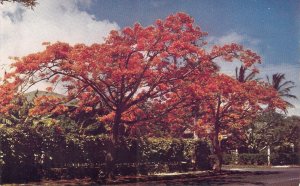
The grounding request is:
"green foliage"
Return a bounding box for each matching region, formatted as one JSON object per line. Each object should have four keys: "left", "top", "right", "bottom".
{"left": 223, "top": 153, "right": 266, "bottom": 165}
{"left": 0, "top": 126, "right": 42, "bottom": 182}
{"left": 0, "top": 91, "right": 108, "bottom": 137}
{"left": 223, "top": 153, "right": 298, "bottom": 165}
{"left": 0, "top": 126, "right": 211, "bottom": 183}
{"left": 228, "top": 113, "right": 300, "bottom": 153}
{"left": 238, "top": 153, "right": 267, "bottom": 165}
{"left": 223, "top": 154, "right": 234, "bottom": 165}
{"left": 141, "top": 138, "right": 185, "bottom": 163}
{"left": 0, "top": 96, "right": 32, "bottom": 126}
{"left": 195, "top": 140, "right": 212, "bottom": 169}
{"left": 271, "top": 153, "right": 299, "bottom": 165}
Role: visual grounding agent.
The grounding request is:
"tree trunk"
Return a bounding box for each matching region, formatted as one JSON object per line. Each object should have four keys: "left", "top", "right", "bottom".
{"left": 112, "top": 123, "right": 119, "bottom": 145}
{"left": 212, "top": 95, "right": 223, "bottom": 172}
{"left": 105, "top": 110, "right": 121, "bottom": 180}
{"left": 212, "top": 123, "right": 222, "bottom": 172}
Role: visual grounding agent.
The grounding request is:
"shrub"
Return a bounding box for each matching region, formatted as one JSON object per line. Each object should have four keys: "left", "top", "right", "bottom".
{"left": 0, "top": 126, "right": 212, "bottom": 183}
{"left": 224, "top": 153, "right": 299, "bottom": 165}
{"left": 223, "top": 154, "right": 233, "bottom": 165}
{"left": 0, "top": 126, "right": 41, "bottom": 183}
{"left": 195, "top": 140, "right": 212, "bottom": 169}
{"left": 238, "top": 153, "right": 267, "bottom": 165}
{"left": 271, "top": 153, "right": 299, "bottom": 165}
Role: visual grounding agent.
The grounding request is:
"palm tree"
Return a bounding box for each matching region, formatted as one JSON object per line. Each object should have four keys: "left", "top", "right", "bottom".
{"left": 267, "top": 73, "right": 297, "bottom": 107}
{"left": 235, "top": 65, "right": 258, "bottom": 83}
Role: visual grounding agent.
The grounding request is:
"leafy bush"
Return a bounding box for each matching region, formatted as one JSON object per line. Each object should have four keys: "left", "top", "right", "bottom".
{"left": 238, "top": 153, "right": 267, "bottom": 165}
{"left": 271, "top": 153, "right": 299, "bottom": 165}
{"left": 223, "top": 154, "right": 233, "bottom": 165}
{"left": 0, "top": 126, "right": 211, "bottom": 183}
{"left": 195, "top": 140, "right": 212, "bottom": 169}
{"left": 224, "top": 153, "right": 299, "bottom": 165}
{"left": 0, "top": 126, "right": 42, "bottom": 183}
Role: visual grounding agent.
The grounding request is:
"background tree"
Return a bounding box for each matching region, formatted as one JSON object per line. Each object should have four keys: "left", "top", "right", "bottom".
{"left": 284, "top": 115, "right": 300, "bottom": 153}
{"left": 0, "top": 94, "right": 31, "bottom": 126}
{"left": 228, "top": 113, "right": 299, "bottom": 154}
{"left": 254, "top": 112, "right": 299, "bottom": 152}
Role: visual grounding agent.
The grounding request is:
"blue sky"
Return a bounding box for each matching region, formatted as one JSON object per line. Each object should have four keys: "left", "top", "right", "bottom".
{"left": 69, "top": 0, "right": 300, "bottom": 115}
{"left": 86, "top": 0, "right": 299, "bottom": 67}
{"left": 0, "top": 0, "right": 299, "bottom": 115}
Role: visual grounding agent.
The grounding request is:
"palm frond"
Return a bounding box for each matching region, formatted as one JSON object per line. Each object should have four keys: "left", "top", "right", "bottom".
{"left": 235, "top": 65, "right": 257, "bottom": 83}
{"left": 267, "top": 73, "right": 297, "bottom": 106}
{"left": 278, "top": 81, "right": 295, "bottom": 90}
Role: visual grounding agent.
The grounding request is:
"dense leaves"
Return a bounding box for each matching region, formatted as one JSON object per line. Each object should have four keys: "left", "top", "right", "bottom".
{"left": 0, "top": 125, "right": 211, "bottom": 183}
{"left": 228, "top": 113, "right": 300, "bottom": 153}
{"left": 223, "top": 153, "right": 298, "bottom": 165}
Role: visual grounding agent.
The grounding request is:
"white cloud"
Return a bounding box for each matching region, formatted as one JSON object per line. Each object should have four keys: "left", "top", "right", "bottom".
{"left": 217, "top": 32, "right": 244, "bottom": 45}
{"left": 0, "top": 0, "right": 119, "bottom": 70}
{"left": 208, "top": 32, "right": 261, "bottom": 76}
{"left": 207, "top": 32, "right": 260, "bottom": 52}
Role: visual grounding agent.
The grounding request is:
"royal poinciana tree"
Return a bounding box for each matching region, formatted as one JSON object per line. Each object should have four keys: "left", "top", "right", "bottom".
{"left": 0, "top": 13, "right": 286, "bottom": 172}
{"left": 3, "top": 13, "right": 209, "bottom": 143}
{"left": 191, "top": 73, "right": 285, "bottom": 171}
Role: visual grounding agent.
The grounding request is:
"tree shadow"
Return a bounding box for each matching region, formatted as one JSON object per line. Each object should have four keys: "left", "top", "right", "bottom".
{"left": 113, "top": 170, "right": 281, "bottom": 185}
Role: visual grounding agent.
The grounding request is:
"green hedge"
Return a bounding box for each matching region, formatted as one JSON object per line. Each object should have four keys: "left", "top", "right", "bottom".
{"left": 238, "top": 153, "right": 267, "bottom": 165}
{"left": 223, "top": 153, "right": 299, "bottom": 165}
{"left": 271, "top": 153, "right": 299, "bottom": 165}
{"left": 0, "top": 126, "right": 211, "bottom": 183}
{"left": 223, "top": 154, "right": 234, "bottom": 165}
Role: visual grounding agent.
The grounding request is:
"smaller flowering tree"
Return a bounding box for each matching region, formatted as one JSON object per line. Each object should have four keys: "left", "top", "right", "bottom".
{"left": 191, "top": 73, "right": 286, "bottom": 171}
